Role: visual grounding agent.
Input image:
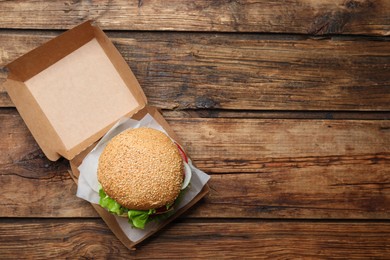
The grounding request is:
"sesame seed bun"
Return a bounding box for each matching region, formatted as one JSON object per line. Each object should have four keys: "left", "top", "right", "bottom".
{"left": 98, "top": 127, "right": 184, "bottom": 210}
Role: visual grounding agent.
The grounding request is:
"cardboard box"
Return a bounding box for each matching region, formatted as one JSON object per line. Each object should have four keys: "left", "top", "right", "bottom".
{"left": 4, "top": 21, "right": 209, "bottom": 249}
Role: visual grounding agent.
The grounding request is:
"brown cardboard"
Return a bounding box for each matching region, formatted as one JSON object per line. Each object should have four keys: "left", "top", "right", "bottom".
{"left": 5, "top": 21, "right": 209, "bottom": 249}
{"left": 5, "top": 21, "right": 147, "bottom": 161}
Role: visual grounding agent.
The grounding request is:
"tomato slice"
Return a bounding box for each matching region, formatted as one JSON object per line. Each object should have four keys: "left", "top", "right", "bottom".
{"left": 153, "top": 205, "right": 174, "bottom": 215}
{"left": 175, "top": 142, "right": 188, "bottom": 163}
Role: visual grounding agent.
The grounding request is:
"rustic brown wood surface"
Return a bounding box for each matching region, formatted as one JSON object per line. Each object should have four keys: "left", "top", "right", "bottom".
{"left": 1, "top": 32, "right": 389, "bottom": 110}
{"left": 0, "top": 1, "right": 389, "bottom": 259}
{"left": 0, "top": 0, "right": 389, "bottom": 35}
{"left": 2, "top": 110, "right": 389, "bottom": 220}
{"left": 1, "top": 220, "right": 390, "bottom": 258}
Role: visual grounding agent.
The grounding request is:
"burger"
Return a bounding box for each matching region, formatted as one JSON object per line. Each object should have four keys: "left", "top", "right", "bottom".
{"left": 97, "top": 127, "right": 191, "bottom": 229}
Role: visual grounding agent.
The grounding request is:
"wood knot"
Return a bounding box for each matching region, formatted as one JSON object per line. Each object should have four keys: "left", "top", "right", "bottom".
{"left": 344, "top": 0, "right": 374, "bottom": 9}
{"left": 345, "top": 0, "right": 361, "bottom": 9}
{"left": 195, "top": 96, "right": 218, "bottom": 109}
{"left": 309, "top": 0, "right": 376, "bottom": 35}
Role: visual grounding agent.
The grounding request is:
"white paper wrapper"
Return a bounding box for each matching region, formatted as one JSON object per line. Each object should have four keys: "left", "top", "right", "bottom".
{"left": 76, "top": 113, "right": 210, "bottom": 242}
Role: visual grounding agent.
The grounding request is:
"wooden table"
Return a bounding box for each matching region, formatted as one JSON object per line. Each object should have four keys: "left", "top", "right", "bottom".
{"left": 0, "top": 1, "right": 389, "bottom": 258}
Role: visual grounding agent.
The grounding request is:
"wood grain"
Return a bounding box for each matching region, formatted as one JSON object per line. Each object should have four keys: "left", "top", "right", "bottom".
{"left": 0, "top": 219, "right": 389, "bottom": 258}
{"left": 1, "top": 1, "right": 389, "bottom": 258}
{"left": 1, "top": 110, "right": 389, "bottom": 219}
{"left": 1, "top": 32, "right": 389, "bottom": 111}
{"left": 0, "top": 0, "right": 388, "bottom": 35}
{"left": 169, "top": 118, "right": 390, "bottom": 171}
{"left": 164, "top": 109, "right": 390, "bottom": 120}
{"left": 2, "top": 163, "right": 389, "bottom": 219}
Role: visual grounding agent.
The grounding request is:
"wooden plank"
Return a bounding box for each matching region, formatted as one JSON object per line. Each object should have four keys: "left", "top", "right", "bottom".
{"left": 3, "top": 110, "right": 389, "bottom": 174}
{"left": 0, "top": 1, "right": 389, "bottom": 35}
{"left": 2, "top": 163, "right": 389, "bottom": 219}
{"left": 1, "top": 32, "right": 389, "bottom": 111}
{"left": 164, "top": 110, "right": 390, "bottom": 120}
{"left": 170, "top": 118, "right": 390, "bottom": 169}
{"left": 0, "top": 219, "right": 389, "bottom": 258}
{"left": 1, "top": 110, "right": 389, "bottom": 219}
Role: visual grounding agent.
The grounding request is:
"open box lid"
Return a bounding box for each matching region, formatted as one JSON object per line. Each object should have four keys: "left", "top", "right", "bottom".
{"left": 4, "top": 21, "right": 147, "bottom": 161}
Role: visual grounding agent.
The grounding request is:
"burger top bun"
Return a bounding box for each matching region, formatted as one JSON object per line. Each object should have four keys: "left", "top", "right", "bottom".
{"left": 98, "top": 127, "right": 184, "bottom": 210}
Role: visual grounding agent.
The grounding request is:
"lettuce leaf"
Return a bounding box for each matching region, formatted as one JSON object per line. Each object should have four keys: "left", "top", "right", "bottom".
{"left": 98, "top": 186, "right": 190, "bottom": 229}
{"left": 99, "top": 189, "right": 125, "bottom": 215}
{"left": 128, "top": 209, "right": 156, "bottom": 229}
{"left": 98, "top": 188, "right": 155, "bottom": 229}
